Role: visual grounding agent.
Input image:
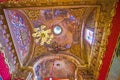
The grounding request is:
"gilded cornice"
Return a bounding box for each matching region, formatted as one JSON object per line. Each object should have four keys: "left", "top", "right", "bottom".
{"left": 90, "top": 0, "right": 118, "bottom": 79}
{"left": 0, "top": 0, "right": 96, "bottom": 8}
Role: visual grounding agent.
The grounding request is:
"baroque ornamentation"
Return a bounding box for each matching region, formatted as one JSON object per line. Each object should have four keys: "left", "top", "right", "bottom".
{"left": 70, "top": 8, "right": 85, "bottom": 19}
{"left": 70, "top": 44, "right": 81, "bottom": 58}
{"left": 32, "top": 25, "right": 54, "bottom": 45}
{"left": 23, "top": 9, "right": 40, "bottom": 21}
{"left": 89, "top": 1, "right": 118, "bottom": 79}
{"left": 0, "top": 0, "right": 118, "bottom": 79}
{"left": 34, "top": 45, "right": 47, "bottom": 57}
{"left": 0, "top": 14, "right": 20, "bottom": 73}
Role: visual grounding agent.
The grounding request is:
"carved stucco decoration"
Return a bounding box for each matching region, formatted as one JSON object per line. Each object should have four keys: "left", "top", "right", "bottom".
{"left": 0, "top": 0, "right": 118, "bottom": 79}
{"left": 70, "top": 44, "right": 81, "bottom": 59}
{"left": 23, "top": 9, "right": 40, "bottom": 21}
{"left": 0, "top": 14, "right": 20, "bottom": 73}
{"left": 70, "top": 8, "right": 86, "bottom": 20}
{"left": 34, "top": 46, "right": 47, "bottom": 57}
{"left": 11, "top": 67, "right": 33, "bottom": 80}
{"left": 90, "top": 1, "right": 118, "bottom": 79}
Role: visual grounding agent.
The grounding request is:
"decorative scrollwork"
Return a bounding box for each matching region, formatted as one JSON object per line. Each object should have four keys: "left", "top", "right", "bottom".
{"left": 24, "top": 9, "right": 40, "bottom": 21}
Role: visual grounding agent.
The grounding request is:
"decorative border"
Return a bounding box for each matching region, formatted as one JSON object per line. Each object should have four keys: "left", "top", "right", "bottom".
{"left": 3, "top": 9, "right": 34, "bottom": 66}
{"left": 0, "top": 14, "right": 20, "bottom": 73}
{"left": 93, "top": 1, "right": 118, "bottom": 79}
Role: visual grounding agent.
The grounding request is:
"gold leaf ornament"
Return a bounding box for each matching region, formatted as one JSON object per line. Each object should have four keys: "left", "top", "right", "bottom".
{"left": 32, "top": 25, "right": 54, "bottom": 45}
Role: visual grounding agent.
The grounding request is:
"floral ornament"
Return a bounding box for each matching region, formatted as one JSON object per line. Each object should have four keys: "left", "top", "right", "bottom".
{"left": 32, "top": 25, "right": 54, "bottom": 45}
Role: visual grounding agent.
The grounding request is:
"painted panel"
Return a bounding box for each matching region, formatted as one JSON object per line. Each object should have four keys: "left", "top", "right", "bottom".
{"left": 4, "top": 10, "right": 31, "bottom": 65}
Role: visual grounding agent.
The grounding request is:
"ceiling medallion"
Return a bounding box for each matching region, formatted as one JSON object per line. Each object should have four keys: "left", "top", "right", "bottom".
{"left": 32, "top": 25, "right": 54, "bottom": 45}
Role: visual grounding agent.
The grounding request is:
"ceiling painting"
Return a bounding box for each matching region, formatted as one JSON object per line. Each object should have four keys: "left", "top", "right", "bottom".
{"left": 2, "top": 7, "right": 97, "bottom": 80}
{"left": 4, "top": 9, "right": 33, "bottom": 65}
{"left": 0, "top": 0, "right": 117, "bottom": 79}
{"left": 23, "top": 9, "right": 79, "bottom": 49}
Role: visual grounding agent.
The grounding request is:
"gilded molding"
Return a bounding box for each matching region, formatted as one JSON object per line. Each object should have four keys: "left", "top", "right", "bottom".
{"left": 91, "top": 0, "right": 118, "bottom": 79}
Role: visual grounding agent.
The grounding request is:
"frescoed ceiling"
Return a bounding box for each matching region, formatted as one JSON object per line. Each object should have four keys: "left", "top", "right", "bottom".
{"left": 3, "top": 7, "right": 97, "bottom": 80}
{"left": 3, "top": 7, "right": 96, "bottom": 64}
{"left": 0, "top": 0, "right": 118, "bottom": 80}
{"left": 4, "top": 9, "right": 33, "bottom": 66}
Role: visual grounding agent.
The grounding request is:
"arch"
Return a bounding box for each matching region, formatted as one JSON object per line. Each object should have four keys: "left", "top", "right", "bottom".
{"left": 33, "top": 52, "right": 84, "bottom": 80}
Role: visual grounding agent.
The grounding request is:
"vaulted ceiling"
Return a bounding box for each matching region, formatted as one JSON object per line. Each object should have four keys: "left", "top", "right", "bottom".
{"left": 0, "top": 0, "right": 118, "bottom": 80}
